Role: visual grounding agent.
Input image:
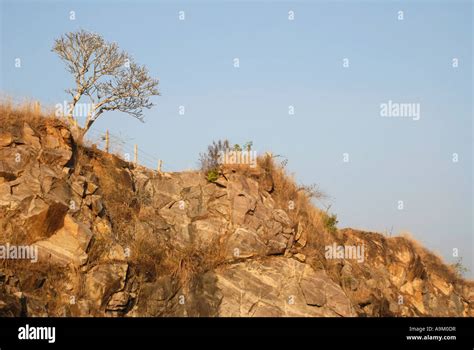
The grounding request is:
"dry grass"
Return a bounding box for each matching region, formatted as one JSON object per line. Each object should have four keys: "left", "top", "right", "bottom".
{"left": 126, "top": 227, "right": 165, "bottom": 282}
{"left": 0, "top": 97, "right": 64, "bottom": 135}
{"left": 0, "top": 258, "right": 67, "bottom": 312}
{"left": 126, "top": 230, "right": 227, "bottom": 287}
{"left": 398, "top": 231, "right": 464, "bottom": 282}
{"left": 256, "top": 154, "right": 328, "bottom": 240}
{"left": 0, "top": 210, "right": 29, "bottom": 245}
{"left": 163, "top": 237, "right": 227, "bottom": 285}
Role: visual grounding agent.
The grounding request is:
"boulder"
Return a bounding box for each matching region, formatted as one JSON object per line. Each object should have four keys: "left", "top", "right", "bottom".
{"left": 266, "top": 236, "right": 288, "bottom": 255}
{"left": 106, "top": 291, "right": 130, "bottom": 312}
{"left": 224, "top": 228, "right": 267, "bottom": 260}
{"left": 189, "top": 217, "right": 227, "bottom": 249}
{"left": 0, "top": 183, "right": 11, "bottom": 206}
{"left": 102, "top": 244, "right": 127, "bottom": 262}
{"left": 71, "top": 177, "right": 86, "bottom": 197}
{"left": 47, "top": 179, "right": 71, "bottom": 206}
{"left": 24, "top": 201, "right": 69, "bottom": 241}
{"left": 84, "top": 263, "right": 128, "bottom": 308}
{"left": 293, "top": 253, "right": 306, "bottom": 262}
{"left": 0, "top": 133, "right": 14, "bottom": 147}
{"left": 22, "top": 124, "right": 41, "bottom": 149}
{"left": 0, "top": 146, "right": 35, "bottom": 175}
{"left": 39, "top": 148, "right": 72, "bottom": 168}
{"left": 159, "top": 200, "right": 192, "bottom": 248}
{"left": 35, "top": 214, "right": 92, "bottom": 266}
{"left": 272, "top": 209, "right": 292, "bottom": 227}
{"left": 231, "top": 194, "right": 256, "bottom": 225}
{"left": 85, "top": 194, "right": 103, "bottom": 215}
{"left": 85, "top": 182, "right": 98, "bottom": 195}
{"left": 215, "top": 257, "right": 355, "bottom": 317}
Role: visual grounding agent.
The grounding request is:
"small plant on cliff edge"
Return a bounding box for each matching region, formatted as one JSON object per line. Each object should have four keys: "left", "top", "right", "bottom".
{"left": 451, "top": 257, "right": 469, "bottom": 278}
{"left": 199, "top": 139, "right": 254, "bottom": 182}
{"left": 206, "top": 169, "right": 219, "bottom": 182}
{"left": 322, "top": 211, "right": 338, "bottom": 234}
{"left": 199, "top": 139, "right": 230, "bottom": 181}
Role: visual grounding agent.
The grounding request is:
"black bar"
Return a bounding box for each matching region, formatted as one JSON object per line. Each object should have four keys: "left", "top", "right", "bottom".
{"left": 0, "top": 317, "right": 473, "bottom": 347}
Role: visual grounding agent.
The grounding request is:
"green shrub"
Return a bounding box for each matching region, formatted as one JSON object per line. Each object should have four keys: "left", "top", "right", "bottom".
{"left": 322, "top": 212, "right": 338, "bottom": 234}
{"left": 199, "top": 139, "right": 253, "bottom": 183}
{"left": 206, "top": 169, "right": 219, "bottom": 182}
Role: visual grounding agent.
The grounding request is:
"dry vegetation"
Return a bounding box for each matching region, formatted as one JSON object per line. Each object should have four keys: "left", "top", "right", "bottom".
{"left": 197, "top": 139, "right": 342, "bottom": 268}
{"left": 399, "top": 232, "right": 467, "bottom": 281}
{"left": 2, "top": 100, "right": 471, "bottom": 305}
{"left": 0, "top": 97, "right": 64, "bottom": 134}
{"left": 75, "top": 143, "right": 224, "bottom": 288}
{"left": 0, "top": 258, "right": 68, "bottom": 315}
{"left": 256, "top": 154, "right": 332, "bottom": 238}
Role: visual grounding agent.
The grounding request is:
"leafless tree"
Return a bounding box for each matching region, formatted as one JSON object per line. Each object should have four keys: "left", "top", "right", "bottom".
{"left": 52, "top": 29, "right": 159, "bottom": 141}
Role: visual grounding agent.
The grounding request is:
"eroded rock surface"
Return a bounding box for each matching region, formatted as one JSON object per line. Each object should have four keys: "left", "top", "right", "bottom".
{"left": 0, "top": 117, "right": 472, "bottom": 317}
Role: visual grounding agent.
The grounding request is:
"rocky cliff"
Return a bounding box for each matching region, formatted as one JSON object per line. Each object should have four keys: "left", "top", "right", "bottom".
{"left": 0, "top": 107, "right": 472, "bottom": 317}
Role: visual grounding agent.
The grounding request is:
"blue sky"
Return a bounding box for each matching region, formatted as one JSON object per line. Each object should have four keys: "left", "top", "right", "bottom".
{"left": 1, "top": 0, "right": 472, "bottom": 276}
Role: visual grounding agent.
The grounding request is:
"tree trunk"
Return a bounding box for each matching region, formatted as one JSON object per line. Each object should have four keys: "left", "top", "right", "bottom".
{"left": 68, "top": 123, "right": 85, "bottom": 145}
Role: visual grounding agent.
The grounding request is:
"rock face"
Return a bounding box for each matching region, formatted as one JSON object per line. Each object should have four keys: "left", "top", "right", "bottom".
{"left": 35, "top": 214, "right": 92, "bottom": 266}
{"left": 0, "top": 114, "right": 472, "bottom": 317}
{"left": 215, "top": 257, "right": 355, "bottom": 317}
